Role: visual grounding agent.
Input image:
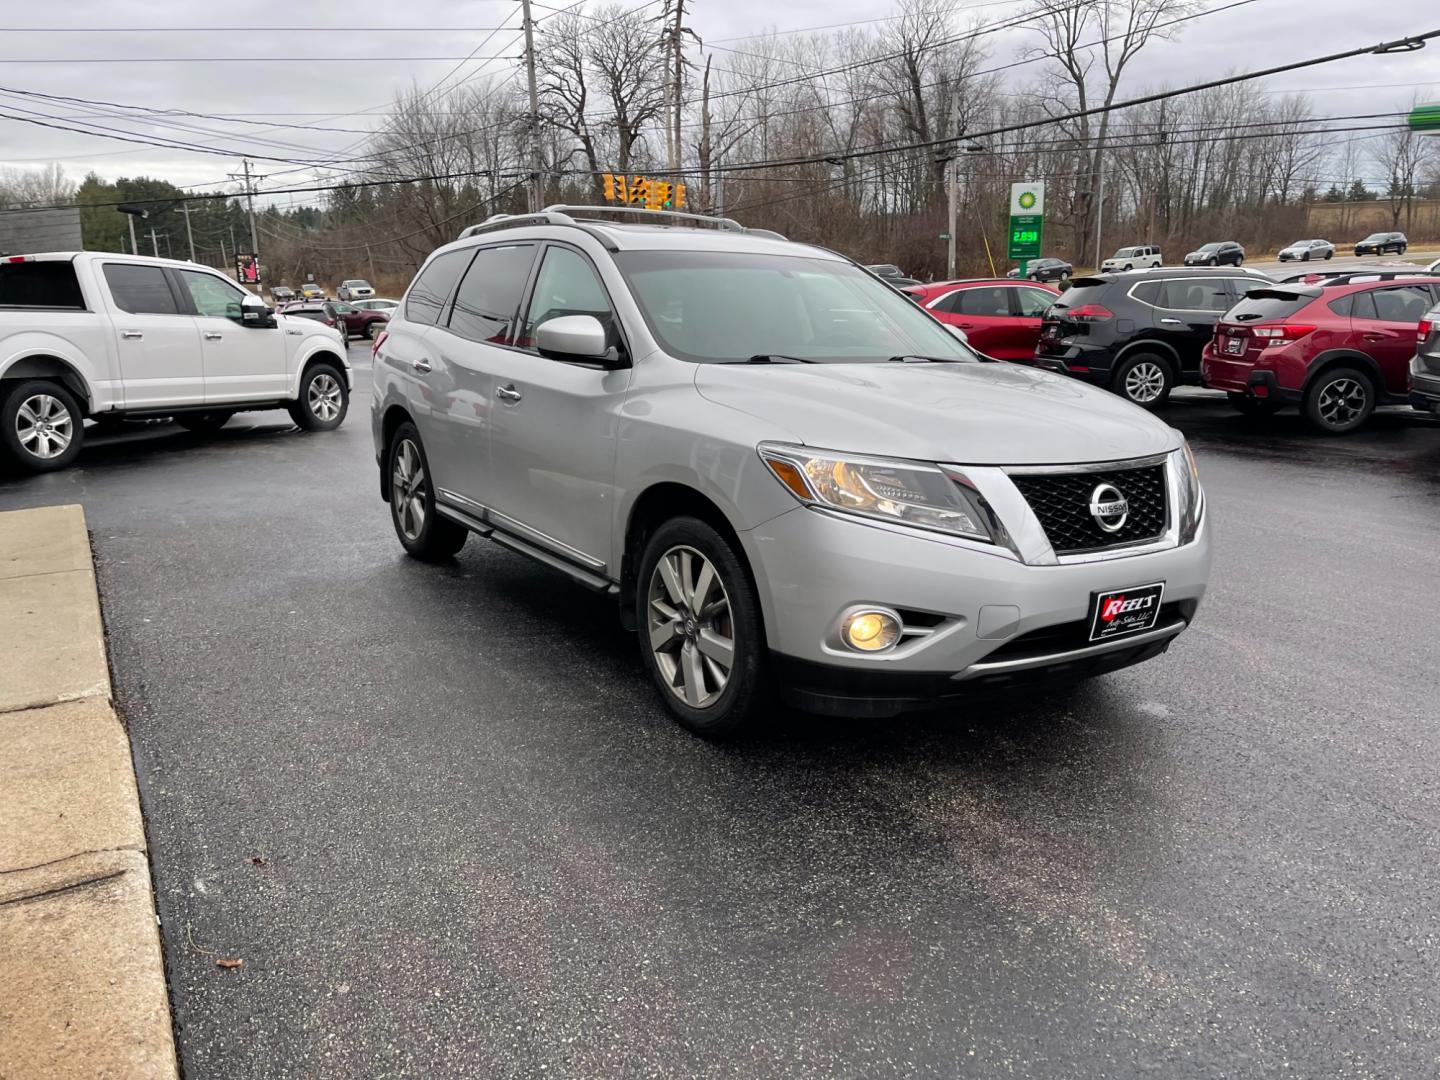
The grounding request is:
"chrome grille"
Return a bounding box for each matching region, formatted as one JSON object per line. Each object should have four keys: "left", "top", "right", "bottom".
{"left": 1010, "top": 463, "right": 1168, "bottom": 554}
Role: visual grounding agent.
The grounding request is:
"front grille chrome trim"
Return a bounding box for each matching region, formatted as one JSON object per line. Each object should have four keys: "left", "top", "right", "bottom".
{"left": 1002, "top": 450, "right": 1172, "bottom": 475}
{"left": 954, "top": 618, "right": 1188, "bottom": 679}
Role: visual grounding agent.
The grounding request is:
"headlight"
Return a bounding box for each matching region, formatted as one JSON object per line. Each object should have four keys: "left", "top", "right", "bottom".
{"left": 1171, "top": 441, "right": 1204, "bottom": 544}
{"left": 759, "top": 443, "right": 997, "bottom": 543}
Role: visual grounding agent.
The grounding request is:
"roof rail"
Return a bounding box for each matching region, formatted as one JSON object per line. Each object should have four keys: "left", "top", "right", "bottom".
{"left": 1314, "top": 270, "right": 1440, "bottom": 286}
{"left": 458, "top": 210, "right": 576, "bottom": 239}
{"left": 544, "top": 204, "right": 752, "bottom": 232}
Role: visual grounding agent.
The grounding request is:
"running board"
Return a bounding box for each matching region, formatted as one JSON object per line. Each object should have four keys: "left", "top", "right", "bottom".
{"left": 435, "top": 503, "right": 617, "bottom": 595}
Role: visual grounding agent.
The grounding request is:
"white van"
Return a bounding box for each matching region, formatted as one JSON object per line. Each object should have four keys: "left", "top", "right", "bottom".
{"left": 1101, "top": 245, "right": 1163, "bottom": 272}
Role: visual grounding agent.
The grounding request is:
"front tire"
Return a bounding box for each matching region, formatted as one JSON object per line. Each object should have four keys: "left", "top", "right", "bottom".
{"left": 1304, "top": 368, "right": 1374, "bottom": 434}
{"left": 636, "top": 516, "right": 767, "bottom": 737}
{"left": 175, "top": 411, "right": 233, "bottom": 434}
{"left": 386, "top": 422, "right": 466, "bottom": 561}
{"left": 288, "top": 362, "right": 349, "bottom": 431}
{"left": 1208, "top": 256, "right": 1218, "bottom": 266}
{"left": 1324, "top": 250, "right": 1333, "bottom": 259}
{"left": 1, "top": 380, "right": 83, "bottom": 473}
{"left": 1112, "top": 352, "right": 1174, "bottom": 408}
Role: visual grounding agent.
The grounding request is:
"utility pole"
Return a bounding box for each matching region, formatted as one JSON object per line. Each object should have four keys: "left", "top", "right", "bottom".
{"left": 176, "top": 202, "right": 199, "bottom": 262}
{"left": 1093, "top": 148, "right": 1106, "bottom": 269}
{"left": 946, "top": 156, "right": 958, "bottom": 280}
{"left": 228, "top": 159, "right": 264, "bottom": 266}
{"left": 365, "top": 243, "right": 377, "bottom": 282}
{"left": 149, "top": 229, "right": 160, "bottom": 258}
{"left": 520, "top": 0, "right": 544, "bottom": 212}
{"left": 219, "top": 236, "right": 227, "bottom": 270}
{"left": 127, "top": 216, "right": 138, "bottom": 256}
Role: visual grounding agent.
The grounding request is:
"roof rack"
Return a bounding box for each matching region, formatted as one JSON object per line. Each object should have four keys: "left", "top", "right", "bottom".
{"left": 1313, "top": 270, "right": 1440, "bottom": 286}
{"left": 456, "top": 204, "right": 776, "bottom": 242}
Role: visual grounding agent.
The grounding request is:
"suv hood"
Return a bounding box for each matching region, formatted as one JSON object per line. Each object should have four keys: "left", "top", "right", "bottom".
{"left": 694, "top": 361, "right": 1179, "bottom": 466}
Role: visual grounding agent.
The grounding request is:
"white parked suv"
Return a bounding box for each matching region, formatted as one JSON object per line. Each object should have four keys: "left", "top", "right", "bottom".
{"left": 1100, "top": 245, "right": 1163, "bottom": 272}
{"left": 0, "top": 252, "right": 352, "bottom": 473}
{"left": 372, "top": 206, "right": 1211, "bottom": 735}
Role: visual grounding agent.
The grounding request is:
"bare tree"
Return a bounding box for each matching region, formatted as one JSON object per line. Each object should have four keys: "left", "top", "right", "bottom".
{"left": 1373, "top": 109, "right": 1431, "bottom": 230}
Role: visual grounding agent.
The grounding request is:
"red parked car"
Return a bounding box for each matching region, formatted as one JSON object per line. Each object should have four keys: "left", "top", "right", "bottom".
{"left": 281, "top": 299, "right": 389, "bottom": 340}
{"left": 1201, "top": 274, "right": 1440, "bottom": 433}
{"left": 904, "top": 279, "right": 1061, "bottom": 361}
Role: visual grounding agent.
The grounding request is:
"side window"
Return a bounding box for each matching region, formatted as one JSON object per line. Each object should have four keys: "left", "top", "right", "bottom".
{"left": 104, "top": 264, "right": 180, "bottom": 315}
{"left": 404, "top": 249, "right": 471, "bottom": 326}
{"left": 449, "top": 244, "right": 535, "bottom": 345}
{"left": 177, "top": 269, "right": 245, "bottom": 318}
{"left": 1327, "top": 294, "right": 1354, "bottom": 318}
{"left": 933, "top": 291, "right": 966, "bottom": 314}
{"left": 1351, "top": 292, "right": 1377, "bottom": 320}
{"left": 0, "top": 261, "right": 85, "bottom": 309}
{"left": 1131, "top": 281, "right": 1163, "bottom": 306}
{"left": 1224, "top": 278, "right": 1259, "bottom": 304}
{"left": 1368, "top": 286, "right": 1431, "bottom": 323}
{"left": 1161, "top": 279, "right": 1229, "bottom": 312}
{"left": 956, "top": 286, "right": 1010, "bottom": 317}
{"left": 518, "top": 246, "right": 617, "bottom": 353}
{"left": 1013, "top": 287, "right": 1054, "bottom": 317}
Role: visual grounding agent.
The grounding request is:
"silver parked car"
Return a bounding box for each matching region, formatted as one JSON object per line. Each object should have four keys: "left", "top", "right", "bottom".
{"left": 1277, "top": 239, "right": 1334, "bottom": 262}
{"left": 371, "top": 207, "right": 1211, "bottom": 735}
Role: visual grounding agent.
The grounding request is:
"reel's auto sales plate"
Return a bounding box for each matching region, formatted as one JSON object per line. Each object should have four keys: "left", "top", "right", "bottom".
{"left": 1089, "top": 583, "right": 1165, "bottom": 642}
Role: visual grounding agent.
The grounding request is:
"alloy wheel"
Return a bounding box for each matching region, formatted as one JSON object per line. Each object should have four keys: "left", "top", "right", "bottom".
{"left": 15, "top": 393, "right": 74, "bottom": 460}
{"left": 647, "top": 545, "right": 735, "bottom": 709}
{"left": 391, "top": 438, "right": 427, "bottom": 541}
{"left": 1318, "top": 378, "right": 1367, "bottom": 427}
{"left": 309, "top": 373, "right": 343, "bottom": 421}
{"left": 1124, "top": 361, "right": 1166, "bottom": 404}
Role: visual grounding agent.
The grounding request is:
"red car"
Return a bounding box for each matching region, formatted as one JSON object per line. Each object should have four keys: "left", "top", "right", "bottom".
{"left": 1201, "top": 274, "right": 1440, "bottom": 433}
{"left": 280, "top": 299, "right": 389, "bottom": 340}
{"left": 904, "top": 279, "right": 1061, "bottom": 360}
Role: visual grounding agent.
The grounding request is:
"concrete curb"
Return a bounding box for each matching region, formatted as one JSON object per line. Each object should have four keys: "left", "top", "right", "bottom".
{"left": 0, "top": 505, "right": 179, "bottom": 1080}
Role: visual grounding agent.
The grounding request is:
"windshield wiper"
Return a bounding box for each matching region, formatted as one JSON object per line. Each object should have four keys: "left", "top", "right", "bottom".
{"left": 740, "top": 353, "right": 817, "bottom": 364}
{"left": 886, "top": 354, "right": 978, "bottom": 363}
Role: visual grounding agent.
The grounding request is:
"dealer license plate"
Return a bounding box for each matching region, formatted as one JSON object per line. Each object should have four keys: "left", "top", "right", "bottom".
{"left": 1089, "top": 583, "right": 1166, "bottom": 642}
{"left": 1223, "top": 336, "right": 1244, "bottom": 355}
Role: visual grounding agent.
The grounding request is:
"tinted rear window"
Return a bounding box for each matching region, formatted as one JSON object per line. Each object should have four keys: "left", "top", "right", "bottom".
{"left": 103, "top": 264, "right": 180, "bottom": 315}
{"left": 0, "top": 261, "right": 85, "bottom": 309}
{"left": 1051, "top": 283, "right": 1111, "bottom": 310}
{"left": 1226, "top": 292, "right": 1316, "bottom": 322}
{"left": 405, "top": 249, "right": 470, "bottom": 326}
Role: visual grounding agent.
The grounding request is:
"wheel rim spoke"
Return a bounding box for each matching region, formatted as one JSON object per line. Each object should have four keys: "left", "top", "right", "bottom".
{"left": 647, "top": 544, "right": 733, "bottom": 710}
{"left": 15, "top": 395, "right": 71, "bottom": 458}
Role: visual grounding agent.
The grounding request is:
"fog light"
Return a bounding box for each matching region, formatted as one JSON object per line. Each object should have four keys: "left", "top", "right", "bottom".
{"left": 842, "top": 609, "right": 902, "bottom": 653}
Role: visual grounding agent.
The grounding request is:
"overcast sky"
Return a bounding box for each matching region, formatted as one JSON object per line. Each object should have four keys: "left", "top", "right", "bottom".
{"left": 1, "top": 0, "right": 1437, "bottom": 205}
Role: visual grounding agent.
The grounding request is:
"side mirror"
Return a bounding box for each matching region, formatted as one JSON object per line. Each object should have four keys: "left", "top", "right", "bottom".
{"left": 535, "top": 314, "right": 623, "bottom": 366}
{"left": 239, "top": 293, "right": 275, "bottom": 328}
{"left": 945, "top": 324, "right": 970, "bottom": 345}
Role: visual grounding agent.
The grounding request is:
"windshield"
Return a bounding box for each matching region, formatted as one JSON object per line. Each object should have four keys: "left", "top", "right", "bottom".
{"left": 1197, "top": 243, "right": 1222, "bottom": 252}
{"left": 1362, "top": 234, "right": 1389, "bottom": 243}
{"left": 1113, "top": 247, "right": 1137, "bottom": 258}
{"left": 614, "top": 250, "right": 975, "bottom": 364}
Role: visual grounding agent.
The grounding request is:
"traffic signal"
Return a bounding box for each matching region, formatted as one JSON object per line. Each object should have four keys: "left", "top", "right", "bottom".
{"left": 673, "top": 183, "right": 685, "bottom": 209}
{"left": 602, "top": 173, "right": 616, "bottom": 200}
{"left": 645, "top": 181, "right": 670, "bottom": 210}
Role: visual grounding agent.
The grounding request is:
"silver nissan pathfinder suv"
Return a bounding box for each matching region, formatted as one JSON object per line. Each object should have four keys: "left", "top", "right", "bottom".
{"left": 372, "top": 207, "right": 1210, "bottom": 735}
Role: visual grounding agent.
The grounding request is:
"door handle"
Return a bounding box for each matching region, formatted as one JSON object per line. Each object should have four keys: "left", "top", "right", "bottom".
{"left": 411, "top": 357, "right": 432, "bottom": 374}
{"left": 121, "top": 330, "right": 143, "bottom": 339}
{"left": 495, "top": 384, "right": 523, "bottom": 404}
{"left": 1363, "top": 333, "right": 1384, "bottom": 341}
{"left": 203, "top": 332, "right": 223, "bottom": 341}
{"left": 1159, "top": 318, "right": 1184, "bottom": 325}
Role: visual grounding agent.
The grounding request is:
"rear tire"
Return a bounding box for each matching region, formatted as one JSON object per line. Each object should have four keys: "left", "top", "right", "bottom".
{"left": 1112, "top": 352, "right": 1174, "bottom": 408}
{"left": 1303, "top": 368, "right": 1373, "bottom": 434}
{"left": 288, "top": 362, "right": 349, "bottom": 431}
{"left": 386, "top": 422, "right": 467, "bottom": 561}
{"left": 175, "top": 411, "right": 233, "bottom": 434}
{"left": 636, "top": 516, "right": 767, "bottom": 738}
{"left": 0, "top": 380, "right": 83, "bottom": 473}
{"left": 1227, "top": 392, "right": 1281, "bottom": 417}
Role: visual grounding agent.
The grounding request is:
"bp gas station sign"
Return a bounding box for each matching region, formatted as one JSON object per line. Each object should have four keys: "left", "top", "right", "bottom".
{"left": 1008, "top": 182, "right": 1045, "bottom": 272}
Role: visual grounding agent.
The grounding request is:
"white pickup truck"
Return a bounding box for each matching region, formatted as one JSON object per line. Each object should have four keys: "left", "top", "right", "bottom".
{"left": 0, "top": 251, "right": 352, "bottom": 473}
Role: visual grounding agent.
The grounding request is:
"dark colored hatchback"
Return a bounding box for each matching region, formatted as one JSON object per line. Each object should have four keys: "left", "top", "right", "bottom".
{"left": 1354, "top": 231, "right": 1408, "bottom": 256}
{"left": 1034, "top": 269, "right": 1268, "bottom": 407}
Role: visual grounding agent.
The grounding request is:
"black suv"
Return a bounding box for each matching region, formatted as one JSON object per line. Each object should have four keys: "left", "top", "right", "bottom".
{"left": 1183, "top": 241, "right": 1245, "bottom": 267}
{"left": 1033, "top": 268, "right": 1271, "bottom": 407}
{"left": 1006, "top": 257, "right": 1072, "bottom": 283}
{"left": 1354, "top": 231, "right": 1408, "bottom": 256}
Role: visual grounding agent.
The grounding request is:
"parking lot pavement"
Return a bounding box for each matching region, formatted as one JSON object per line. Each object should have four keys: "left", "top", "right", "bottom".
{"left": 2, "top": 354, "right": 1438, "bottom": 1078}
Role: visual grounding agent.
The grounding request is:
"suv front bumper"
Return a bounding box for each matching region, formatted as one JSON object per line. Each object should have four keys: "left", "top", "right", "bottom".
{"left": 740, "top": 503, "right": 1211, "bottom": 717}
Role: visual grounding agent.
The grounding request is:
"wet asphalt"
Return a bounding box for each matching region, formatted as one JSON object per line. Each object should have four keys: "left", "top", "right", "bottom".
{"left": 3, "top": 348, "right": 1439, "bottom": 1079}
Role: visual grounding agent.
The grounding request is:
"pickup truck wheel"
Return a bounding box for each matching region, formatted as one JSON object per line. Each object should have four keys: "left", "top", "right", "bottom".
{"left": 289, "top": 363, "right": 348, "bottom": 431}
{"left": 387, "top": 423, "right": 466, "bottom": 561}
{"left": 1112, "top": 352, "right": 1173, "bottom": 408}
{"left": 175, "top": 411, "right": 233, "bottom": 434}
{"left": 2, "top": 381, "right": 83, "bottom": 473}
{"left": 637, "top": 516, "right": 767, "bottom": 737}
{"left": 1304, "top": 368, "right": 1373, "bottom": 434}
